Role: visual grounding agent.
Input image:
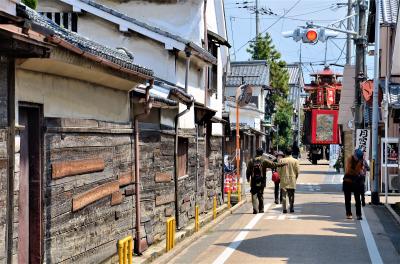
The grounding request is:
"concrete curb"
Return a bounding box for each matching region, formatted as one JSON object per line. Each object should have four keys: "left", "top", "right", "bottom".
{"left": 384, "top": 203, "right": 400, "bottom": 227}
{"left": 139, "top": 198, "right": 248, "bottom": 264}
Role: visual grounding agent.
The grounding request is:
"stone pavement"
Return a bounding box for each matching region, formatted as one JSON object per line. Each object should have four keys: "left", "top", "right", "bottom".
{"left": 162, "top": 164, "right": 400, "bottom": 264}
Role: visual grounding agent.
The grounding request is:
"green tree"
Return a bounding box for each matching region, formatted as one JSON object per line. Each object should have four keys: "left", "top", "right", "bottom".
{"left": 247, "top": 33, "right": 293, "bottom": 149}
{"left": 22, "top": 0, "right": 38, "bottom": 10}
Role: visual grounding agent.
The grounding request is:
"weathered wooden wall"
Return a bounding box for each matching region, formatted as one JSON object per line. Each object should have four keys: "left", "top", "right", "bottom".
{"left": 0, "top": 129, "right": 8, "bottom": 263}
{"left": 0, "top": 56, "right": 8, "bottom": 264}
{"left": 44, "top": 118, "right": 136, "bottom": 263}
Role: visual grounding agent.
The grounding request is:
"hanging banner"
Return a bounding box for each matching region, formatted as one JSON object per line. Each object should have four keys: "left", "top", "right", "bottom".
{"left": 316, "top": 88, "right": 324, "bottom": 105}
{"left": 326, "top": 88, "right": 336, "bottom": 106}
{"left": 355, "top": 129, "right": 370, "bottom": 160}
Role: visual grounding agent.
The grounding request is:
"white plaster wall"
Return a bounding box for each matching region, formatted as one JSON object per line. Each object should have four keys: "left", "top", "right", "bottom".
{"left": 98, "top": 0, "right": 204, "bottom": 46}
{"left": 16, "top": 69, "right": 130, "bottom": 122}
{"left": 38, "top": 0, "right": 71, "bottom": 12}
{"left": 78, "top": 14, "right": 177, "bottom": 83}
{"left": 207, "top": 0, "right": 229, "bottom": 136}
{"left": 0, "top": 0, "right": 18, "bottom": 16}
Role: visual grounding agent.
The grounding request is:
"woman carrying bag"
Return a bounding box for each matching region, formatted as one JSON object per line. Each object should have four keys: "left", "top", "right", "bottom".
{"left": 343, "top": 148, "right": 364, "bottom": 220}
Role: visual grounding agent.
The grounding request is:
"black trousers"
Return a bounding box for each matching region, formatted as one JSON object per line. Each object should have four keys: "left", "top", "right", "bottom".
{"left": 274, "top": 182, "right": 282, "bottom": 202}
{"left": 251, "top": 188, "right": 264, "bottom": 213}
{"left": 343, "top": 182, "right": 361, "bottom": 217}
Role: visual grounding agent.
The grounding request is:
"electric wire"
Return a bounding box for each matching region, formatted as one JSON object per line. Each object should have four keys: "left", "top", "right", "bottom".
{"left": 234, "top": 0, "right": 303, "bottom": 54}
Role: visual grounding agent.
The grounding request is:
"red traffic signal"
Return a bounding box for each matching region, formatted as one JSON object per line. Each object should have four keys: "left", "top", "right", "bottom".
{"left": 305, "top": 29, "right": 318, "bottom": 43}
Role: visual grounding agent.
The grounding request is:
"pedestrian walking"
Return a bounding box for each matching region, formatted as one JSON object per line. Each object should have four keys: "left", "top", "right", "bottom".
{"left": 343, "top": 148, "right": 364, "bottom": 220}
{"left": 277, "top": 147, "right": 300, "bottom": 213}
{"left": 272, "top": 151, "right": 284, "bottom": 204}
{"left": 246, "top": 148, "right": 283, "bottom": 214}
{"left": 292, "top": 141, "right": 300, "bottom": 159}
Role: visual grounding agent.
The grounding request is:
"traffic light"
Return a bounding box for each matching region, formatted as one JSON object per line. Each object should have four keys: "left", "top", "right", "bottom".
{"left": 282, "top": 27, "right": 338, "bottom": 44}
{"left": 304, "top": 29, "right": 318, "bottom": 43}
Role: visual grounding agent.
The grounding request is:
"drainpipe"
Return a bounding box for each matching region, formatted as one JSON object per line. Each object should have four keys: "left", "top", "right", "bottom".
{"left": 174, "top": 49, "right": 193, "bottom": 229}
{"left": 5, "top": 58, "right": 15, "bottom": 264}
{"left": 134, "top": 80, "right": 153, "bottom": 254}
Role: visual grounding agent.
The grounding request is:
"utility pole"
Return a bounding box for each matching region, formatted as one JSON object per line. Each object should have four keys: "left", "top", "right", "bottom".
{"left": 353, "top": 0, "right": 367, "bottom": 136}
{"left": 371, "top": 0, "right": 381, "bottom": 205}
{"left": 256, "top": 0, "right": 260, "bottom": 37}
{"left": 346, "top": 0, "right": 353, "bottom": 65}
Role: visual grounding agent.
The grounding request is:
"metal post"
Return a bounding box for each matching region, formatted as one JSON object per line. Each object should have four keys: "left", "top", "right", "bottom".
{"left": 236, "top": 100, "right": 241, "bottom": 202}
{"left": 255, "top": 0, "right": 259, "bottom": 38}
{"left": 354, "top": 0, "right": 367, "bottom": 134}
{"left": 346, "top": 0, "right": 353, "bottom": 65}
{"left": 371, "top": 0, "right": 381, "bottom": 204}
{"left": 384, "top": 76, "right": 389, "bottom": 204}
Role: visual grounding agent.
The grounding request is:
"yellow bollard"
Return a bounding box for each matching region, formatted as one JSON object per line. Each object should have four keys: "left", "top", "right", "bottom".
{"left": 213, "top": 196, "right": 217, "bottom": 220}
{"left": 166, "top": 217, "right": 176, "bottom": 252}
{"left": 118, "top": 235, "right": 133, "bottom": 264}
{"left": 195, "top": 205, "right": 199, "bottom": 232}
{"left": 227, "top": 189, "right": 231, "bottom": 209}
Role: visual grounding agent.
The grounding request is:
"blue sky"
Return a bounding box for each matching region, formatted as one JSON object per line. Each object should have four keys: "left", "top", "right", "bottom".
{"left": 224, "top": 0, "right": 374, "bottom": 82}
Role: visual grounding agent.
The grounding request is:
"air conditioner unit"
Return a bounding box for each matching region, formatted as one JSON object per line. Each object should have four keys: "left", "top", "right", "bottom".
{"left": 389, "top": 174, "right": 400, "bottom": 191}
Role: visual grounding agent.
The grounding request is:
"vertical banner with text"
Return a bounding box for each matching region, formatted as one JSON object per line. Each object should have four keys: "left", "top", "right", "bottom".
{"left": 355, "top": 129, "right": 370, "bottom": 160}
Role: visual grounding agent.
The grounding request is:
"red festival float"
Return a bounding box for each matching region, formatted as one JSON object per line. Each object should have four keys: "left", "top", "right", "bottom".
{"left": 302, "top": 67, "right": 342, "bottom": 164}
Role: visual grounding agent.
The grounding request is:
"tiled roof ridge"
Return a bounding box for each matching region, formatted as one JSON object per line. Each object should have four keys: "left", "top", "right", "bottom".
{"left": 18, "top": 4, "right": 154, "bottom": 77}
{"left": 77, "top": 0, "right": 216, "bottom": 64}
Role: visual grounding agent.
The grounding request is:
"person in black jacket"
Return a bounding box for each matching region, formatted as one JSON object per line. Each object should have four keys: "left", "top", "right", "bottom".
{"left": 247, "top": 148, "right": 283, "bottom": 214}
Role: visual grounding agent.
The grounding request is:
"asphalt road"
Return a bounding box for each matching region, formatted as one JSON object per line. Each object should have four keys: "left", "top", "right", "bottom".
{"left": 165, "top": 164, "right": 400, "bottom": 264}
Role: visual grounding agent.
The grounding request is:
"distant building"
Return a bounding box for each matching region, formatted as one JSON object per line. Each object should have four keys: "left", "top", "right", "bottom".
{"left": 225, "top": 60, "right": 270, "bottom": 161}
{"left": 285, "top": 63, "right": 305, "bottom": 143}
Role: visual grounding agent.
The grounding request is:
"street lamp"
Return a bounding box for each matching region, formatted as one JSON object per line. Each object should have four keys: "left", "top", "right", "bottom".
{"left": 235, "top": 84, "right": 253, "bottom": 203}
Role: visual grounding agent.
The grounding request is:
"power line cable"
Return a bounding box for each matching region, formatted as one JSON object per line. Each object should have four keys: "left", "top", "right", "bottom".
{"left": 234, "top": 0, "right": 303, "bottom": 54}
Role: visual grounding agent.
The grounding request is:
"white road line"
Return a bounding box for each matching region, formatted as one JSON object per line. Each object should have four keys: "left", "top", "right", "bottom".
{"left": 265, "top": 216, "right": 275, "bottom": 220}
{"left": 277, "top": 214, "right": 286, "bottom": 220}
{"left": 360, "top": 208, "right": 383, "bottom": 264}
{"left": 212, "top": 203, "right": 272, "bottom": 264}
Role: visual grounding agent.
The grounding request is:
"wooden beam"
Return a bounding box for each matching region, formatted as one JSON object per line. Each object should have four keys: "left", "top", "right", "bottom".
{"left": 118, "top": 172, "right": 134, "bottom": 186}
{"left": 72, "top": 180, "right": 119, "bottom": 212}
{"left": 52, "top": 158, "right": 105, "bottom": 179}
{"left": 110, "top": 191, "right": 123, "bottom": 206}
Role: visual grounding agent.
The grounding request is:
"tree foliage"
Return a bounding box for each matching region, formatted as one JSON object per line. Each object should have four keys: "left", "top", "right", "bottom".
{"left": 247, "top": 33, "right": 293, "bottom": 149}
{"left": 22, "top": 0, "right": 38, "bottom": 10}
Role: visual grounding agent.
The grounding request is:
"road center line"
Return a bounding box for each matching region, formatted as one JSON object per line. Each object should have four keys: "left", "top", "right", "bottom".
{"left": 212, "top": 203, "right": 272, "bottom": 264}
{"left": 360, "top": 207, "right": 383, "bottom": 264}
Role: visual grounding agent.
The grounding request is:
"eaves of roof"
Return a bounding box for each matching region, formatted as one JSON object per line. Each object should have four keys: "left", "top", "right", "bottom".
{"left": 60, "top": 0, "right": 217, "bottom": 65}
{"left": 17, "top": 4, "right": 154, "bottom": 79}
{"left": 131, "top": 89, "right": 178, "bottom": 109}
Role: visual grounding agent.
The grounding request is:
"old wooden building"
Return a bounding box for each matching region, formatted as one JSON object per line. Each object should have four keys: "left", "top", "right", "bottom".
{"left": 1, "top": 1, "right": 230, "bottom": 263}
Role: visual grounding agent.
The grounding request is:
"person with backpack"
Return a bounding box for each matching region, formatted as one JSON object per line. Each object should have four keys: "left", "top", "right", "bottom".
{"left": 246, "top": 148, "right": 283, "bottom": 214}
{"left": 343, "top": 148, "right": 364, "bottom": 220}
{"left": 277, "top": 147, "right": 300, "bottom": 214}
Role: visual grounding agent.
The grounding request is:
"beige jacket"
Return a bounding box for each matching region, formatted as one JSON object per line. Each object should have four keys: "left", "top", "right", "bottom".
{"left": 277, "top": 155, "right": 299, "bottom": 189}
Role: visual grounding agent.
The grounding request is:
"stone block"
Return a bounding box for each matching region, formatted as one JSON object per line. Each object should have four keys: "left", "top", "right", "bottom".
{"left": 155, "top": 172, "right": 172, "bottom": 183}
{"left": 180, "top": 201, "right": 190, "bottom": 213}
{"left": 146, "top": 234, "right": 154, "bottom": 246}
{"left": 165, "top": 207, "right": 173, "bottom": 217}
{"left": 140, "top": 238, "right": 148, "bottom": 252}
{"left": 125, "top": 188, "right": 135, "bottom": 196}
{"left": 155, "top": 193, "right": 174, "bottom": 206}
{"left": 182, "top": 194, "right": 190, "bottom": 203}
